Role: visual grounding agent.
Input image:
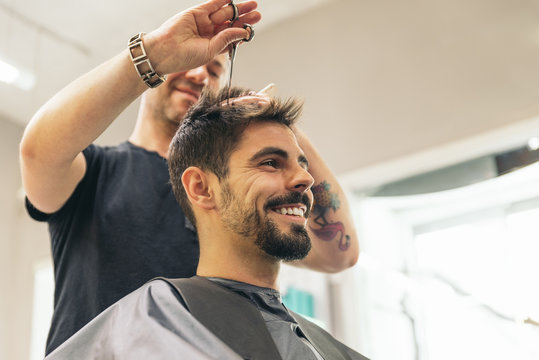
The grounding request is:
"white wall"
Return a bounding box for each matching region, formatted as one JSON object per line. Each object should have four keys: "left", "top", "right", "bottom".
{"left": 0, "top": 118, "right": 21, "bottom": 360}
{"left": 0, "top": 118, "right": 50, "bottom": 360}
{"left": 233, "top": 0, "right": 539, "bottom": 176}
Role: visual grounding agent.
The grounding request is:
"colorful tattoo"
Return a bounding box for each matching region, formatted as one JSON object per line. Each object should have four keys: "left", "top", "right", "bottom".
{"left": 309, "top": 181, "right": 350, "bottom": 251}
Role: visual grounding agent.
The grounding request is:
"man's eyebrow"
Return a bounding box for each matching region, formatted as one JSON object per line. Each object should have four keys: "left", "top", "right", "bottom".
{"left": 209, "top": 59, "right": 224, "bottom": 69}
{"left": 249, "top": 147, "right": 288, "bottom": 162}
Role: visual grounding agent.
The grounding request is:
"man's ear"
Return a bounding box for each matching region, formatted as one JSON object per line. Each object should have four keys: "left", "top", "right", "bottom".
{"left": 181, "top": 167, "right": 216, "bottom": 210}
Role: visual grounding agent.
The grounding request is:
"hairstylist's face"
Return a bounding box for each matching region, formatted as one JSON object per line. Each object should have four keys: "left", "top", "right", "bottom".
{"left": 148, "top": 54, "right": 227, "bottom": 125}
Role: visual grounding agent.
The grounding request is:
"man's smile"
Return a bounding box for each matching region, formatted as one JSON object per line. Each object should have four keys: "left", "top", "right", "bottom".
{"left": 174, "top": 86, "right": 201, "bottom": 102}
{"left": 264, "top": 192, "right": 312, "bottom": 223}
{"left": 271, "top": 204, "right": 308, "bottom": 218}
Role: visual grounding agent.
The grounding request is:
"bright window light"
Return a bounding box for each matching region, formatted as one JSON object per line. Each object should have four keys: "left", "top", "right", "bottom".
{"left": 354, "top": 163, "right": 539, "bottom": 360}
{"left": 0, "top": 57, "right": 35, "bottom": 90}
{"left": 414, "top": 214, "right": 539, "bottom": 360}
{"left": 527, "top": 137, "right": 539, "bottom": 151}
{"left": 30, "top": 259, "right": 54, "bottom": 360}
{"left": 0, "top": 58, "right": 20, "bottom": 84}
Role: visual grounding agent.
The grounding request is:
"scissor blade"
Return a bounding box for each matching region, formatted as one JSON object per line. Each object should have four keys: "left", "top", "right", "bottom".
{"left": 227, "top": 43, "right": 238, "bottom": 101}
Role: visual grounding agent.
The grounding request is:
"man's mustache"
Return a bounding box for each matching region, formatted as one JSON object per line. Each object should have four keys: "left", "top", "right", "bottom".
{"left": 264, "top": 192, "right": 312, "bottom": 218}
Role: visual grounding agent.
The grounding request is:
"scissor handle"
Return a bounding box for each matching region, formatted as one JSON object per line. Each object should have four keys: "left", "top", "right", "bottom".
{"left": 228, "top": 1, "right": 239, "bottom": 24}
{"left": 242, "top": 24, "right": 255, "bottom": 42}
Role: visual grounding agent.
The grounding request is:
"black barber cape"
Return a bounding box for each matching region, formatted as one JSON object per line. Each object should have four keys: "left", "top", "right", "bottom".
{"left": 45, "top": 276, "right": 368, "bottom": 360}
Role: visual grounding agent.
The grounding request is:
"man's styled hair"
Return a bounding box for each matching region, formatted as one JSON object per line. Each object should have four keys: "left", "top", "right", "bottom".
{"left": 168, "top": 86, "right": 303, "bottom": 227}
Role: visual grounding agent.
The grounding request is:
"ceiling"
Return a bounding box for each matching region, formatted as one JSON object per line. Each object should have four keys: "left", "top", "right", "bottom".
{"left": 2, "top": 0, "right": 539, "bottom": 182}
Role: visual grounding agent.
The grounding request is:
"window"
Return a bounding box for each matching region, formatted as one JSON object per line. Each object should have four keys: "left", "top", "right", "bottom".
{"left": 345, "top": 161, "right": 539, "bottom": 360}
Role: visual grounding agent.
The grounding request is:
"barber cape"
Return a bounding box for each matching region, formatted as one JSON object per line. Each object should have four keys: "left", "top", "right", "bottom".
{"left": 45, "top": 276, "right": 368, "bottom": 360}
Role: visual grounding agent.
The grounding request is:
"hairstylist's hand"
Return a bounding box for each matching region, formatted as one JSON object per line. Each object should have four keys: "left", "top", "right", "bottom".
{"left": 142, "top": 0, "right": 261, "bottom": 75}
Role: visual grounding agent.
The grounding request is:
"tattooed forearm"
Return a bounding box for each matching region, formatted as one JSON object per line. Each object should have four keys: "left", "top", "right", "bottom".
{"left": 309, "top": 180, "right": 351, "bottom": 251}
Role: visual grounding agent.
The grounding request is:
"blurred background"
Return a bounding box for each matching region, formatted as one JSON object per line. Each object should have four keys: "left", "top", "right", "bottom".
{"left": 1, "top": 0, "right": 539, "bottom": 359}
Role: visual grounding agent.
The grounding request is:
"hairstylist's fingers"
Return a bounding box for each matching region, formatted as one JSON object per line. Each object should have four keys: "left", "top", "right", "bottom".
{"left": 220, "top": 94, "right": 271, "bottom": 108}
{"left": 214, "top": 11, "right": 261, "bottom": 34}
{"left": 209, "top": 1, "right": 258, "bottom": 25}
{"left": 209, "top": 27, "right": 253, "bottom": 54}
{"left": 257, "top": 83, "right": 277, "bottom": 96}
{"left": 198, "top": 0, "right": 234, "bottom": 14}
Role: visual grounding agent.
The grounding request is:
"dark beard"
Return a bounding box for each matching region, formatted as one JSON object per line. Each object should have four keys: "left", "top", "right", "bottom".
{"left": 255, "top": 218, "right": 311, "bottom": 261}
{"left": 220, "top": 184, "right": 312, "bottom": 261}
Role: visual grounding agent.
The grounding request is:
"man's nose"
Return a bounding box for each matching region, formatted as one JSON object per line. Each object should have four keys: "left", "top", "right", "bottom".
{"left": 185, "top": 66, "right": 208, "bottom": 86}
{"left": 289, "top": 166, "right": 315, "bottom": 193}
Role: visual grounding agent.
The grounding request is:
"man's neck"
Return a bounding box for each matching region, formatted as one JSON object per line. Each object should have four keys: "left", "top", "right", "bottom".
{"left": 196, "top": 244, "right": 281, "bottom": 290}
{"left": 129, "top": 116, "right": 177, "bottom": 158}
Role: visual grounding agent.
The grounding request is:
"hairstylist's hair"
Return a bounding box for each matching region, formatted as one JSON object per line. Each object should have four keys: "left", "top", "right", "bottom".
{"left": 168, "top": 86, "right": 303, "bottom": 228}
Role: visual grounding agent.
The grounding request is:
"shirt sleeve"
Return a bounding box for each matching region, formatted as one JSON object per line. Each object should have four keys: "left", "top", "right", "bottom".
{"left": 45, "top": 280, "right": 243, "bottom": 360}
{"left": 24, "top": 145, "right": 99, "bottom": 222}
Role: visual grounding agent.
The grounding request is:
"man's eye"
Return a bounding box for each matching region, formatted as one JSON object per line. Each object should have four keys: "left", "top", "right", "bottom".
{"left": 207, "top": 67, "right": 221, "bottom": 78}
{"left": 261, "top": 160, "right": 278, "bottom": 168}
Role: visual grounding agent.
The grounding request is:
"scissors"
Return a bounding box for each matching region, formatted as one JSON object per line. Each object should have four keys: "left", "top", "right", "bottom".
{"left": 226, "top": 1, "right": 255, "bottom": 98}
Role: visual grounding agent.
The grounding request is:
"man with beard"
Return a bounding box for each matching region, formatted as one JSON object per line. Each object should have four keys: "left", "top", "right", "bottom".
{"left": 44, "top": 88, "right": 368, "bottom": 360}
{"left": 19, "top": 0, "right": 359, "bottom": 356}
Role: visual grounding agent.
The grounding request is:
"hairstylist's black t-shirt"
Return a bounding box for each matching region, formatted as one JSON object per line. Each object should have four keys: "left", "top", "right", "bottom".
{"left": 26, "top": 141, "right": 199, "bottom": 355}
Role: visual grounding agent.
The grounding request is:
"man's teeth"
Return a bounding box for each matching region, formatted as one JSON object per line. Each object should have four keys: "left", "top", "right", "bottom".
{"left": 275, "top": 207, "right": 305, "bottom": 217}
